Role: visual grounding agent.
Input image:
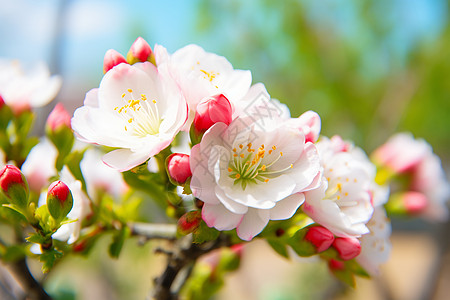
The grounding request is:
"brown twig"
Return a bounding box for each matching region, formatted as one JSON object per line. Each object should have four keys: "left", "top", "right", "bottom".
{"left": 151, "top": 234, "right": 231, "bottom": 300}
{"left": 6, "top": 259, "right": 52, "bottom": 300}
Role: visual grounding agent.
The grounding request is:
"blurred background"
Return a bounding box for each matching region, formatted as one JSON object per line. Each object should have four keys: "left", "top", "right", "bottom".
{"left": 1, "top": 0, "right": 449, "bottom": 299}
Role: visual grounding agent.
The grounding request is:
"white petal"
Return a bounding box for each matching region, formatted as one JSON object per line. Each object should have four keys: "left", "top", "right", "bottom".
{"left": 215, "top": 186, "right": 249, "bottom": 214}
{"left": 202, "top": 203, "right": 243, "bottom": 231}
{"left": 190, "top": 144, "right": 219, "bottom": 204}
{"left": 270, "top": 193, "right": 305, "bottom": 220}
{"left": 102, "top": 149, "right": 151, "bottom": 171}
{"left": 84, "top": 88, "right": 99, "bottom": 107}
{"left": 290, "top": 142, "right": 321, "bottom": 193}
{"left": 237, "top": 208, "right": 270, "bottom": 241}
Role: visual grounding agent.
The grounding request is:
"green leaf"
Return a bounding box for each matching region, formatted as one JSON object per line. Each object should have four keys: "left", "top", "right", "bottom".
{"left": 267, "top": 238, "right": 289, "bottom": 258}
{"left": 346, "top": 260, "right": 370, "bottom": 278}
{"left": 26, "top": 233, "right": 49, "bottom": 245}
{"left": 40, "top": 248, "right": 63, "bottom": 273}
{"left": 331, "top": 267, "right": 356, "bottom": 288}
{"left": 192, "top": 220, "right": 220, "bottom": 244}
{"left": 109, "top": 227, "right": 130, "bottom": 258}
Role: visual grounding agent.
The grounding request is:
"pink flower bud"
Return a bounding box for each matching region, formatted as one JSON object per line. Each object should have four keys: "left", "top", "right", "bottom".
{"left": 0, "top": 94, "right": 5, "bottom": 108}
{"left": 103, "top": 49, "right": 127, "bottom": 73}
{"left": 177, "top": 210, "right": 202, "bottom": 235}
{"left": 297, "top": 111, "right": 321, "bottom": 143}
{"left": 128, "top": 37, "right": 153, "bottom": 62}
{"left": 193, "top": 94, "right": 233, "bottom": 133}
{"left": 46, "top": 103, "right": 71, "bottom": 131}
{"left": 0, "top": 165, "right": 29, "bottom": 208}
{"left": 47, "top": 180, "right": 73, "bottom": 221}
{"left": 333, "top": 237, "right": 361, "bottom": 261}
{"left": 402, "top": 191, "right": 428, "bottom": 214}
{"left": 304, "top": 226, "right": 335, "bottom": 253}
{"left": 167, "top": 153, "right": 192, "bottom": 185}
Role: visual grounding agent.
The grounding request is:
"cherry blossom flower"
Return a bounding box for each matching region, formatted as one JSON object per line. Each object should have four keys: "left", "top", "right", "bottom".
{"left": 21, "top": 139, "right": 57, "bottom": 192}
{"left": 373, "top": 133, "right": 450, "bottom": 221}
{"left": 356, "top": 206, "right": 391, "bottom": 276}
{"left": 303, "top": 136, "right": 380, "bottom": 238}
{"left": 190, "top": 116, "right": 321, "bottom": 241}
{"left": 0, "top": 59, "right": 61, "bottom": 113}
{"left": 72, "top": 62, "right": 187, "bottom": 171}
{"left": 157, "top": 44, "right": 251, "bottom": 128}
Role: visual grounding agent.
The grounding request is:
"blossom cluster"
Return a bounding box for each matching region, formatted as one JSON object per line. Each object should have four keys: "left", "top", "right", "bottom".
{"left": 0, "top": 37, "right": 449, "bottom": 289}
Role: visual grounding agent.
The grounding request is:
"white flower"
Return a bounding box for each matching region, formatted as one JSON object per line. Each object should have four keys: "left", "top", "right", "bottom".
{"left": 190, "top": 116, "right": 321, "bottom": 241}
{"left": 303, "top": 136, "right": 378, "bottom": 237}
{"left": 21, "top": 138, "right": 58, "bottom": 192}
{"left": 158, "top": 44, "right": 252, "bottom": 128}
{"left": 0, "top": 59, "right": 61, "bottom": 112}
{"left": 412, "top": 153, "right": 450, "bottom": 221}
{"left": 72, "top": 62, "right": 187, "bottom": 171}
{"left": 356, "top": 207, "right": 391, "bottom": 276}
{"left": 81, "top": 147, "right": 128, "bottom": 199}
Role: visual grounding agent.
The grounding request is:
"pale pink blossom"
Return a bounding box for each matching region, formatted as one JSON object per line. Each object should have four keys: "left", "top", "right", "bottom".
{"left": 373, "top": 133, "right": 450, "bottom": 221}
{"left": 0, "top": 59, "right": 61, "bottom": 113}
{"left": 190, "top": 116, "right": 321, "bottom": 241}
{"left": 372, "top": 132, "right": 430, "bottom": 173}
{"left": 303, "top": 136, "right": 380, "bottom": 238}
{"left": 21, "top": 139, "right": 57, "bottom": 192}
{"left": 72, "top": 62, "right": 187, "bottom": 171}
{"left": 356, "top": 207, "right": 391, "bottom": 276}
{"left": 157, "top": 44, "right": 251, "bottom": 129}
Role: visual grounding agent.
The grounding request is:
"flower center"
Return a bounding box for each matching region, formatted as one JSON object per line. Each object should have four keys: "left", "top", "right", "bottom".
{"left": 114, "top": 89, "right": 162, "bottom": 136}
{"left": 227, "top": 143, "right": 293, "bottom": 190}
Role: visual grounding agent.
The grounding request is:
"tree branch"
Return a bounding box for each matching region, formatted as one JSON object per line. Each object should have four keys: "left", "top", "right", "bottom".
{"left": 129, "top": 223, "right": 177, "bottom": 241}
{"left": 6, "top": 259, "right": 52, "bottom": 300}
{"left": 151, "top": 234, "right": 231, "bottom": 300}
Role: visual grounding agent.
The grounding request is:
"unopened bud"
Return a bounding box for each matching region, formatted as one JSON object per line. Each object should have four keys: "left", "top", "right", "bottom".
{"left": 167, "top": 153, "right": 192, "bottom": 185}
{"left": 177, "top": 210, "right": 202, "bottom": 235}
{"left": 402, "top": 191, "right": 428, "bottom": 215}
{"left": 190, "top": 94, "right": 232, "bottom": 145}
{"left": 47, "top": 180, "right": 73, "bottom": 221}
{"left": 0, "top": 165, "right": 29, "bottom": 209}
{"left": 127, "top": 37, "right": 155, "bottom": 65}
{"left": 304, "top": 225, "right": 335, "bottom": 253}
{"left": 46, "top": 103, "right": 71, "bottom": 132}
{"left": 333, "top": 237, "right": 361, "bottom": 261}
{"left": 103, "top": 49, "right": 127, "bottom": 73}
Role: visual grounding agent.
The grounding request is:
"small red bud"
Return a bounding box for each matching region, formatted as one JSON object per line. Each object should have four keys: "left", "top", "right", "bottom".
{"left": 0, "top": 94, "right": 5, "bottom": 108}
{"left": 177, "top": 210, "right": 202, "bottom": 235}
{"left": 402, "top": 191, "right": 428, "bottom": 214}
{"left": 103, "top": 49, "right": 127, "bottom": 73}
{"left": 46, "top": 103, "right": 71, "bottom": 131}
{"left": 130, "top": 37, "right": 152, "bottom": 62}
{"left": 333, "top": 237, "right": 361, "bottom": 261}
{"left": 193, "top": 94, "right": 233, "bottom": 133}
{"left": 0, "top": 165, "right": 29, "bottom": 208}
{"left": 47, "top": 180, "right": 73, "bottom": 221}
{"left": 167, "top": 153, "right": 192, "bottom": 185}
{"left": 304, "top": 226, "right": 335, "bottom": 253}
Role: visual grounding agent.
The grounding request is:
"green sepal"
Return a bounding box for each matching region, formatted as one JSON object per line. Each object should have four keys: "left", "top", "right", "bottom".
{"left": 26, "top": 233, "right": 51, "bottom": 245}
{"left": 346, "top": 259, "right": 371, "bottom": 278}
{"left": 267, "top": 238, "right": 289, "bottom": 258}
{"left": 2, "top": 204, "right": 27, "bottom": 220}
{"left": 330, "top": 265, "right": 356, "bottom": 288}
{"left": 47, "top": 187, "right": 73, "bottom": 222}
{"left": 192, "top": 220, "right": 220, "bottom": 244}
{"left": 287, "top": 226, "right": 316, "bottom": 257}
